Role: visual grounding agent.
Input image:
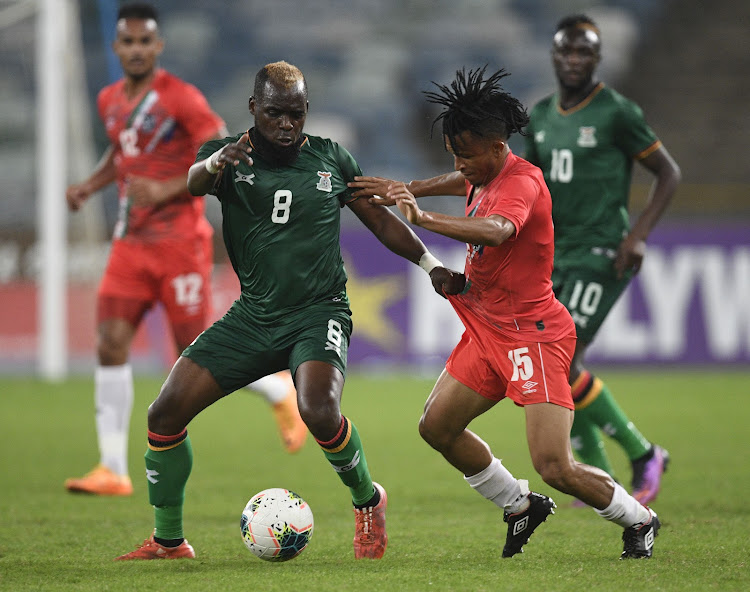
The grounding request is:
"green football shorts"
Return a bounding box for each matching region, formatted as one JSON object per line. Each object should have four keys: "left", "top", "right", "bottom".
{"left": 552, "top": 255, "right": 632, "bottom": 344}
{"left": 182, "top": 297, "right": 353, "bottom": 394}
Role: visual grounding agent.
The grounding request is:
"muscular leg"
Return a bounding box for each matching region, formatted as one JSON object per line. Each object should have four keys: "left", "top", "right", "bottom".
{"left": 418, "top": 369, "right": 497, "bottom": 475}
{"left": 419, "top": 370, "right": 531, "bottom": 512}
{"left": 525, "top": 402, "right": 652, "bottom": 530}
{"left": 525, "top": 402, "right": 614, "bottom": 509}
{"left": 144, "top": 356, "right": 227, "bottom": 544}
{"left": 296, "top": 360, "right": 376, "bottom": 506}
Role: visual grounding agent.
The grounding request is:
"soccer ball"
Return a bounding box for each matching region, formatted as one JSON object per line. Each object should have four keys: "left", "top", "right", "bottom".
{"left": 240, "top": 488, "right": 314, "bottom": 562}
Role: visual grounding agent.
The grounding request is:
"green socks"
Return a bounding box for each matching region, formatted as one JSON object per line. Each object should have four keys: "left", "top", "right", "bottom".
{"left": 316, "top": 416, "right": 374, "bottom": 506}
{"left": 145, "top": 430, "right": 193, "bottom": 541}
{"left": 571, "top": 372, "right": 651, "bottom": 473}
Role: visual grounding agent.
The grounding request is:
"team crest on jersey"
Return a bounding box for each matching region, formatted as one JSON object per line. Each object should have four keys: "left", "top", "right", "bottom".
{"left": 316, "top": 171, "right": 333, "bottom": 192}
{"left": 235, "top": 171, "right": 255, "bottom": 185}
{"left": 141, "top": 113, "right": 156, "bottom": 133}
{"left": 534, "top": 130, "right": 545, "bottom": 143}
{"left": 577, "top": 126, "right": 597, "bottom": 147}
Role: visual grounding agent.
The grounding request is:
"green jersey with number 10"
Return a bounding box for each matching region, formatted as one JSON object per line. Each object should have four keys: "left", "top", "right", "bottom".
{"left": 524, "top": 83, "right": 661, "bottom": 255}
{"left": 196, "top": 132, "right": 360, "bottom": 322}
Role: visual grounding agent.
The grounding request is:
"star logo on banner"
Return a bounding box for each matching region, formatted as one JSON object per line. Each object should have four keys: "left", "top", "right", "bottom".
{"left": 343, "top": 253, "right": 404, "bottom": 350}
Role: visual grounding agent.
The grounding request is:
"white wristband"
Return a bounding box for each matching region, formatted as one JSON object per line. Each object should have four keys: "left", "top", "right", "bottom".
{"left": 418, "top": 252, "right": 443, "bottom": 274}
{"left": 204, "top": 150, "right": 222, "bottom": 175}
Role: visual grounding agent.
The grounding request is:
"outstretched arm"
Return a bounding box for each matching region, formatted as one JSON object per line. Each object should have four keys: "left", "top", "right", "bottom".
{"left": 347, "top": 195, "right": 466, "bottom": 297}
{"left": 386, "top": 182, "right": 515, "bottom": 247}
{"left": 615, "top": 145, "right": 681, "bottom": 278}
{"left": 348, "top": 171, "right": 466, "bottom": 206}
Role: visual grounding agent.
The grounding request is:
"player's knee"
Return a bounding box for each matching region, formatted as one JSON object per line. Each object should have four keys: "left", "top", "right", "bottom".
{"left": 418, "top": 413, "right": 448, "bottom": 451}
{"left": 96, "top": 335, "right": 128, "bottom": 365}
{"left": 146, "top": 385, "right": 182, "bottom": 435}
{"left": 534, "top": 457, "right": 575, "bottom": 491}
{"left": 296, "top": 392, "right": 338, "bottom": 440}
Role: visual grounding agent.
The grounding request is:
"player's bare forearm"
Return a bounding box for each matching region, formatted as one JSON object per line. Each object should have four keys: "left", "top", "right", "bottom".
{"left": 349, "top": 172, "right": 465, "bottom": 206}
{"left": 349, "top": 197, "right": 428, "bottom": 264}
{"left": 188, "top": 132, "right": 253, "bottom": 196}
{"left": 407, "top": 171, "right": 466, "bottom": 198}
{"left": 187, "top": 161, "right": 219, "bottom": 196}
{"left": 84, "top": 146, "right": 118, "bottom": 193}
{"left": 416, "top": 210, "right": 515, "bottom": 247}
{"left": 631, "top": 146, "right": 681, "bottom": 241}
{"left": 66, "top": 146, "right": 117, "bottom": 211}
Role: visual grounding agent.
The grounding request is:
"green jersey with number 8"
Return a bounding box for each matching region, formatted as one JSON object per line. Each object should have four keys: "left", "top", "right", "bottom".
{"left": 524, "top": 83, "right": 661, "bottom": 257}
{"left": 196, "top": 132, "right": 360, "bottom": 322}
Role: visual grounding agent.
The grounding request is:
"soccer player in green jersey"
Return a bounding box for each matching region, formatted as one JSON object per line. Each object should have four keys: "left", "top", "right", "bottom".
{"left": 116, "top": 61, "right": 459, "bottom": 561}
{"left": 524, "top": 15, "right": 681, "bottom": 505}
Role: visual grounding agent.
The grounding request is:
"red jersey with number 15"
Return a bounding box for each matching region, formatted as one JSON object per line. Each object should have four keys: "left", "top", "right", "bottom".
{"left": 97, "top": 69, "right": 224, "bottom": 243}
{"left": 448, "top": 149, "right": 574, "bottom": 342}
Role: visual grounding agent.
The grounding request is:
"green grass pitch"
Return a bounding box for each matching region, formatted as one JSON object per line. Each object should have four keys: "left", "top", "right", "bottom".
{"left": 1, "top": 370, "right": 748, "bottom": 591}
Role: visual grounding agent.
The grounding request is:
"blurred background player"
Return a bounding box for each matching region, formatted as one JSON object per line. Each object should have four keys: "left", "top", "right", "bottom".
{"left": 523, "top": 14, "right": 681, "bottom": 504}
{"left": 64, "top": 3, "right": 305, "bottom": 497}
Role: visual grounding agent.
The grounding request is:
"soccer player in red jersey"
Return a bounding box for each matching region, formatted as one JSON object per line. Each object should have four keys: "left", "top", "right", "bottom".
{"left": 350, "top": 67, "right": 660, "bottom": 559}
{"left": 64, "top": 3, "right": 304, "bottom": 497}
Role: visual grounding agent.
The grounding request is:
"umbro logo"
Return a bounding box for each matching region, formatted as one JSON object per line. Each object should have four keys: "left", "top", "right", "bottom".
{"left": 644, "top": 528, "right": 655, "bottom": 550}
{"left": 522, "top": 380, "right": 538, "bottom": 394}
{"left": 146, "top": 469, "right": 159, "bottom": 484}
{"left": 513, "top": 516, "right": 529, "bottom": 536}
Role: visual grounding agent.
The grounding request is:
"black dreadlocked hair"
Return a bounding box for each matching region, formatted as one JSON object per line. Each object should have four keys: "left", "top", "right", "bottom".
{"left": 424, "top": 66, "right": 529, "bottom": 151}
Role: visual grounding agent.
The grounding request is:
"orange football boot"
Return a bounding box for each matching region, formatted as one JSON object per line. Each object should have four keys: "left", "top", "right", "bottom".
{"left": 115, "top": 532, "right": 195, "bottom": 560}
{"left": 353, "top": 482, "right": 388, "bottom": 559}
{"left": 64, "top": 465, "right": 133, "bottom": 496}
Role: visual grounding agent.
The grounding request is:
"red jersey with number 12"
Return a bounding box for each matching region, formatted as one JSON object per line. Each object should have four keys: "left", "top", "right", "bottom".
{"left": 448, "top": 150, "right": 574, "bottom": 342}
{"left": 98, "top": 68, "right": 224, "bottom": 243}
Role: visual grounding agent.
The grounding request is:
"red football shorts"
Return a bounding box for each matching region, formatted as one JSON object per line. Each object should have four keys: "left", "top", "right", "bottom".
{"left": 446, "top": 327, "right": 577, "bottom": 410}
{"left": 97, "top": 236, "right": 213, "bottom": 343}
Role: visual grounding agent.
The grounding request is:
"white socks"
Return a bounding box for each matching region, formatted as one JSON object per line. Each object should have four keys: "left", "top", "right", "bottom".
{"left": 595, "top": 481, "right": 651, "bottom": 527}
{"left": 464, "top": 457, "right": 530, "bottom": 512}
{"left": 95, "top": 364, "right": 133, "bottom": 477}
{"left": 246, "top": 372, "right": 291, "bottom": 405}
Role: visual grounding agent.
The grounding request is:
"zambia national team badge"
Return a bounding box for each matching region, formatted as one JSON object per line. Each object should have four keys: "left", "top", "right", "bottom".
{"left": 316, "top": 171, "right": 333, "bottom": 192}
{"left": 577, "top": 126, "right": 597, "bottom": 147}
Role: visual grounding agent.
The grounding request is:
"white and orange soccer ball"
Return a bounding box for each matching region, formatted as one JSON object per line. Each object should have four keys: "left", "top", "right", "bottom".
{"left": 240, "top": 488, "right": 314, "bottom": 562}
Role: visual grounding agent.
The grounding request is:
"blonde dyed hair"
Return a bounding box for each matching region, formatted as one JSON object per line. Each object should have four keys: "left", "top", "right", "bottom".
{"left": 254, "top": 61, "right": 306, "bottom": 98}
